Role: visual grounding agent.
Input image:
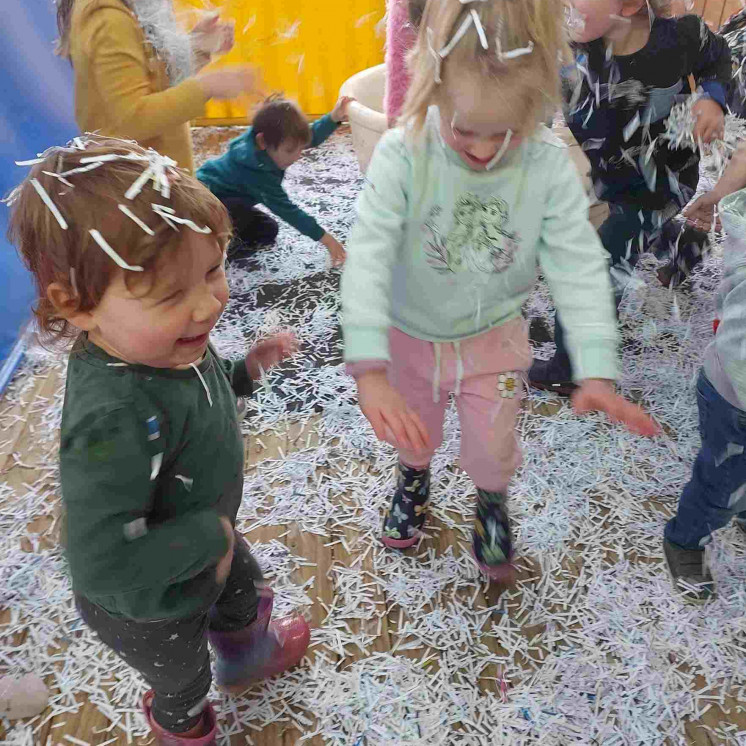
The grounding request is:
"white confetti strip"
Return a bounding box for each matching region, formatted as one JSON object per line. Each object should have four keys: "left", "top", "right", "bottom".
{"left": 89, "top": 230, "right": 144, "bottom": 272}
{"left": 29, "top": 179, "right": 67, "bottom": 230}
{"left": 118, "top": 204, "right": 155, "bottom": 236}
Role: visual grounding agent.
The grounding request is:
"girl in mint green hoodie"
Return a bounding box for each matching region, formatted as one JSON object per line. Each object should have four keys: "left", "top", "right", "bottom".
{"left": 341, "top": 0, "right": 659, "bottom": 581}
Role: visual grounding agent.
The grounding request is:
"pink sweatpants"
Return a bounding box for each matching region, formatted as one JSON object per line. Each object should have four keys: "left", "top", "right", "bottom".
{"left": 389, "top": 318, "right": 532, "bottom": 492}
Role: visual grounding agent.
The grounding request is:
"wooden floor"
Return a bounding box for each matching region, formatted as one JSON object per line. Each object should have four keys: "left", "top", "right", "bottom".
{"left": 2, "top": 366, "right": 746, "bottom": 745}
{"left": 3, "top": 5, "right": 746, "bottom": 743}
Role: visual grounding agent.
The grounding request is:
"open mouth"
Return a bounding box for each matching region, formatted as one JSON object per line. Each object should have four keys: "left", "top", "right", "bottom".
{"left": 176, "top": 333, "right": 209, "bottom": 347}
{"left": 464, "top": 152, "right": 494, "bottom": 166}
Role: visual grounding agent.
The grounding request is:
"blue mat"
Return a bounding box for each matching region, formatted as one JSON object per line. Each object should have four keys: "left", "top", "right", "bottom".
{"left": 0, "top": 1, "right": 77, "bottom": 393}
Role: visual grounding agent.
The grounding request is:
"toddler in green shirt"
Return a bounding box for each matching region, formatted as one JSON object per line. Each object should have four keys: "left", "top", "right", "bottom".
{"left": 9, "top": 136, "right": 309, "bottom": 744}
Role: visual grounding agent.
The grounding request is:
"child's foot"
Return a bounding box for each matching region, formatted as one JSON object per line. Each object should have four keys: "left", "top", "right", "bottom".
{"left": 472, "top": 489, "right": 515, "bottom": 581}
{"left": 142, "top": 690, "right": 218, "bottom": 745}
{"left": 381, "top": 462, "right": 431, "bottom": 549}
{"left": 662, "top": 539, "right": 715, "bottom": 604}
{"left": 208, "top": 588, "right": 310, "bottom": 694}
{"left": 528, "top": 356, "right": 576, "bottom": 397}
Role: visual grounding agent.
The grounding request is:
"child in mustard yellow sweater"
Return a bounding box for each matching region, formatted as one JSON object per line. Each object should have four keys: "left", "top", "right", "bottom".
{"left": 56, "top": 0, "right": 258, "bottom": 172}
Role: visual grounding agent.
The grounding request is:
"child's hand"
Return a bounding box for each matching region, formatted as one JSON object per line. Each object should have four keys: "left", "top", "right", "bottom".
{"left": 246, "top": 332, "right": 298, "bottom": 378}
{"left": 572, "top": 379, "right": 660, "bottom": 437}
{"left": 357, "top": 370, "right": 431, "bottom": 452}
{"left": 321, "top": 232, "right": 346, "bottom": 267}
{"left": 215, "top": 516, "right": 235, "bottom": 584}
{"left": 331, "top": 96, "right": 355, "bottom": 123}
{"left": 692, "top": 98, "right": 725, "bottom": 144}
{"left": 683, "top": 191, "right": 721, "bottom": 231}
{"left": 196, "top": 66, "right": 261, "bottom": 100}
{"left": 191, "top": 12, "right": 235, "bottom": 57}
{"left": 684, "top": 142, "right": 746, "bottom": 231}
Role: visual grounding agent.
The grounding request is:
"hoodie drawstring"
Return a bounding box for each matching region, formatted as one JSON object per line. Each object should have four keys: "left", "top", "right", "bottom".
{"left": 190, "top": 362, "right": 213, "bottom": 407}
{"left": 454, "top": 341, "right": 464, "bottom": 397}
{"left": 432, "top": 341, "right": 465, "bottom": 402}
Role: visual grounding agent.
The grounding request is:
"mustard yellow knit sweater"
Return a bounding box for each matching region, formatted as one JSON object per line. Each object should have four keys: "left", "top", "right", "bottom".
{"left": 70, "top": 0, "right": 207, "bottom": 172}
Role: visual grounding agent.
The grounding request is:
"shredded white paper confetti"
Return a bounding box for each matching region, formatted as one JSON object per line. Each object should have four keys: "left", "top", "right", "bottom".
{"left": 1, "top": 129, "right": 745, "bottom": 746}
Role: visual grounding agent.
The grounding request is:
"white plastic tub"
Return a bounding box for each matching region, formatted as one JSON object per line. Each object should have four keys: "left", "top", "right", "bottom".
{"left": 339, "top": 64, "right": 387, "bottom": 173}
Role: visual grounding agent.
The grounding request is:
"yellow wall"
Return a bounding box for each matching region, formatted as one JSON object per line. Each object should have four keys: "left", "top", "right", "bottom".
{"left": 175, "top": 0, "right": 386, "bottom": 123}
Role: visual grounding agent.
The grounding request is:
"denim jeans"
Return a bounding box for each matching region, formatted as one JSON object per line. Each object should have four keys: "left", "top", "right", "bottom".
{"left": 665, "top": 371, "right": 746, "bottom": 550}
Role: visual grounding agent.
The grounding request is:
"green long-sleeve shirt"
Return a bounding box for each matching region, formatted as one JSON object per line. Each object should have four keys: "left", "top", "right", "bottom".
{"left": 60, "top": 336, "right": 253, "bottom": 621}
{"left": 196, "top": 114, "right": 339, "bottom": 241}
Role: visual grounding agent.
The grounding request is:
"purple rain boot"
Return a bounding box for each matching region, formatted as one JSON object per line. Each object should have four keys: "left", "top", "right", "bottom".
{"left": 208, "top": 588, "right": 310, "bottom": 694}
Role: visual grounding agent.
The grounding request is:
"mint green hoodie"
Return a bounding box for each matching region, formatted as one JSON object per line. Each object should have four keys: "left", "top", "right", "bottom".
{"left": 341, "top": 109, "right": 619, "bottom": 382}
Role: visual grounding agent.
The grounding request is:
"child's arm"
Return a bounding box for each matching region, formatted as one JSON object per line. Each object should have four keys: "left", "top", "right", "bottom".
{"left": 308, "top": 97, "right": 353, "bottom": 148}
{"left": 214, "top": 333, "right": 298, "bottom": 395}
{"left": 257, "top": 181, "right": 323, "bottom": 239}
{"left": 538, "top": 147, "right": 659, "bottom": 437}
{"left": 684, "top": 143, "right": 746, "bottom": 230}
{"left": 685, "top": 16, "right": 731, "bottom": 110}
{"left": 714, "top": 190, "right": 746, "bottom": 405}
{"left": 342, "top": 132, "right": 430, "bottom": 451}
{"left": 683, "top": 16, "right": 731, "bottom": 143}
{"left": 83, "top": 7, "right": 254, "bottom": 147}
{"left": 61, "top": 408, "right": 230, "bottom": 594}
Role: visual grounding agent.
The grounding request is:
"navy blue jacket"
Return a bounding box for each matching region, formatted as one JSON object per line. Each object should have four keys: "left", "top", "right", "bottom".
{"left": 564, "top": 15, "right": 731, "bottom": 210}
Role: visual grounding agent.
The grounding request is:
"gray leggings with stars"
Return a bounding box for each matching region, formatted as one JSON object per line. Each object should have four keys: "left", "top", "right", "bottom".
{"left": 76, "top": 533, "right": 262, "bottom": 733}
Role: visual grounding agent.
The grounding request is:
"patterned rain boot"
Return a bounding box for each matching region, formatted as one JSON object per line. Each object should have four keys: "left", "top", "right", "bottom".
{"left": 472, "top": 489, "right": 515, "bottom": 582}
{"left": 208, "top": 588, "right": 310, "bottom": 694}
{"left": 142, "top": 690, "right": 217, "bottom": 746}
{"left": 381, "top": 462, "right": 431, "bottom": 549}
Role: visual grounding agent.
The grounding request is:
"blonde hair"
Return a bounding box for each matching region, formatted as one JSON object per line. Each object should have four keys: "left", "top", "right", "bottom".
{"left": 400, "top": 0, "right": 569, "bottom": 134}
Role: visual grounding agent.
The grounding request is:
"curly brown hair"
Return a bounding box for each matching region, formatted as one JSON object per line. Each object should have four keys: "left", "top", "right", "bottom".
{"left": 7, "top": 135, "right": 231, "bottom": 345}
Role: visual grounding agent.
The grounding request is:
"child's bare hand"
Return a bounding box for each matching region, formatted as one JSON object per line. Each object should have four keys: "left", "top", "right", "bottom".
{"left": 191, "top": 12, "right": 235, "bottom": 57}
{"left": 357, "top": 370, "right": 431, "bottom": 452}
{"left": 683, "top": 191, "right": 721, "bottom": 231}
{"left": 692, "top": 98, "right": 724, "bottom": 144}
{"left": 196, "top": 66, "right": 261, "bottom": 100}
{"left": 331, "top": 96, "right": 355, "bottom": 123}
{"left": 215, "top": 517, "right": 235, "bottom": 584}
{"left": 572, "top": 379, "right": 660, "bottom": 437}
{"left": 321, "top": 232, "right": 346, "bottom": 267}
{"left": 246, "top": 332, "right": 298, "bottom": 378}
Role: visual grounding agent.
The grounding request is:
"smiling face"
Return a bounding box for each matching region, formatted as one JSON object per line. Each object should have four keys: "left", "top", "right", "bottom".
{"left": 438, "top": 75, "right": 531, "bottom": 171}
{"left": 85, "top": 232, "right": 229, "bottom": 368}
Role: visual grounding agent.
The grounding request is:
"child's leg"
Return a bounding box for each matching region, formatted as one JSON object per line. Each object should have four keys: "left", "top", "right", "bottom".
{"left": 209, "top": 532, "right": 263, "bottom": 632}
{"left": 456, "top": 319, "right": 532, "bottom": 577}
{"left": 654, "top": 220, "right": 710, "bottom": 289}
{"left": 381, "top": 329, "right": 450, "bottom": 547}
{"left": 219, "top": 197, "right": 279, "bottom": 254}
{"left": 76, "top": 596, "right": 212, "bottom": 734}
{"left": 665, "top": 371, "right": 746, "bottom": 550}
{"left": 388, "top": 328, "right": 450, "bottom": 470}
{"left": 207, "top": 533, "right": 310, "bottom": 691}
{"left": 531, "top": 203, "right": 648, "bottom": 393}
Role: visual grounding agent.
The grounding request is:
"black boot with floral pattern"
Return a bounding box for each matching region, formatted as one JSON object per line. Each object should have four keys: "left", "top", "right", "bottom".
{"left": 381, "top": 462, "right": 431, "bottom": 549}
{"left": 472, "top": 489, "right": 515, "bottom": 581}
